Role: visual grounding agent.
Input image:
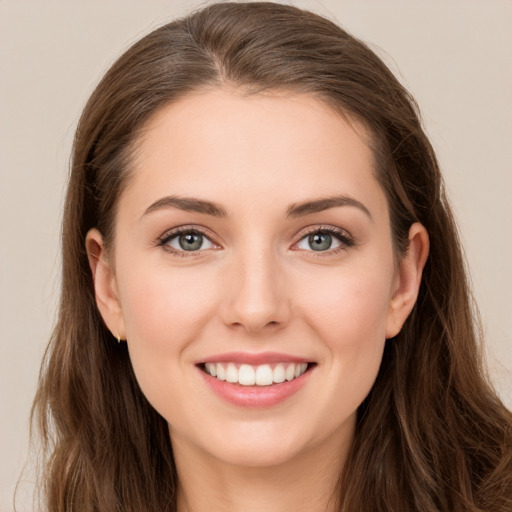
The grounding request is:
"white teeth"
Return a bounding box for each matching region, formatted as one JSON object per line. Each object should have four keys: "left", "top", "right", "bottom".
{"left": 204, "top": 362, "right": 309, "bottom": 386}
{"left": 255, "top": 365, "right": 273, "bottom": 386}
{"left": 205, "top": 362, "right": 217, "bottom": 377}
{"left": 226, "top": 363, "right": 238, "bottom": 383}
{"left": 216, "top": 363, "right": 226, "bottom": 381}
{"left": 273, "top": 364, "right": 286, "bottom": 383}
{"left": 239, "top": 364, "right": 255, "bottom": 385}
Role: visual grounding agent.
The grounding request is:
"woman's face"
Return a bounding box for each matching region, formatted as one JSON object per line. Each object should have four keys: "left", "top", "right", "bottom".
{"left": 89, "top": 88, "right": 425, "bottom": 468}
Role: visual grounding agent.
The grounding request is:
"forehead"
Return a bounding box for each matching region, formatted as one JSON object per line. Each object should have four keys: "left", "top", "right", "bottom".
{"left": 122, "top": 88, "right": 387, "bottom": 220}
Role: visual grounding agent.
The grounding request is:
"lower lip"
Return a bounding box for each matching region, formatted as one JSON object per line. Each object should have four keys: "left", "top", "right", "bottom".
{"left": 198, "top": 366, "right": 313, "bottom": 408}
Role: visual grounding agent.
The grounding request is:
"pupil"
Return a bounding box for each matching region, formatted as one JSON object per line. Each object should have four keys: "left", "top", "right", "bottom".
{"left": 179, "top": 233, "right": 202, "bottom": 251}
{"left": 309, "top": 232, "right": 332, "bottom": 251}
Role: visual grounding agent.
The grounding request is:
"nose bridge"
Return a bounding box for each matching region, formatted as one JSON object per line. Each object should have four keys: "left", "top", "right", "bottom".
{"left": 224, "top": 239, "right": 289, "bottom": 332}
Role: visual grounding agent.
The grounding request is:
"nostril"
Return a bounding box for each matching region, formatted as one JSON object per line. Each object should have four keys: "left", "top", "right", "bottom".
{"left": 228, "top": 319, "right": 283, "bottom": 332}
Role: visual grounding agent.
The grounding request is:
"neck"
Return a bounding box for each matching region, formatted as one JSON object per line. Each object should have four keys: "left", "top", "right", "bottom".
{"left": 172, "top": 425, "right": 353, "bottom": 512}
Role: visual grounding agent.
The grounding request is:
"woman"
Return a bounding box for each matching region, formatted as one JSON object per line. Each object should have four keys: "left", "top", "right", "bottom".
{"left": 31, "top": 2, "right": 512, "bottom": 511}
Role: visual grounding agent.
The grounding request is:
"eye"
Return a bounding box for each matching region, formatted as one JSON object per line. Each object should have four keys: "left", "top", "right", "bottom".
{"left": 295, "top": 228, "right": 353, "bottom": 252}
{"left": 161, "top": 229, "right": 216, "bottom": 253}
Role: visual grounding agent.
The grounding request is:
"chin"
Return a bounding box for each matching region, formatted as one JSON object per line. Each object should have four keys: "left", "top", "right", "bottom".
{"left": 210, "top": 435, "right": 307, "bottom": 468}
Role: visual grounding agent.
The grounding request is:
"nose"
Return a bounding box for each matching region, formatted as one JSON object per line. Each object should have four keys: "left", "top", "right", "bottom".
{"left": 220, "top": 249, "right": 291, "bottom": 334}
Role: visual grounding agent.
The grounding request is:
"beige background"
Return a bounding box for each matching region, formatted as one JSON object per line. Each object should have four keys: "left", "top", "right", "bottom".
{"left": 1, "top": 1, "right": 511, "bottom": 510}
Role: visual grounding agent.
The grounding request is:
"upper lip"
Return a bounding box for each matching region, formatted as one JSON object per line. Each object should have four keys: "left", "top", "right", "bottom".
{"left": 197, "top": 351, "right": 312, "bottom": 366}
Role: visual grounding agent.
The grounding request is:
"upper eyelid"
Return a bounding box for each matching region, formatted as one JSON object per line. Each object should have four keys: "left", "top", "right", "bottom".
{"left": 156, "top": 225, "right": 220, "bottom": 249}
{"left": 292, "top": 225, "right": 354, "bottom": 251}
{"left": 294, "top": 224, "right": 352, "bottom": 240}
{"left": 156, "top": 223, "right": 353, "bottom": 249}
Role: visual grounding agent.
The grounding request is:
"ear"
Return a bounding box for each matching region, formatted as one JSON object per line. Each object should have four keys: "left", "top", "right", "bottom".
{"left": 85, "top": 228, "right": 126, "bottom": 340}
{"left": 385, "top": 223, "right": 429, "bottom": 338}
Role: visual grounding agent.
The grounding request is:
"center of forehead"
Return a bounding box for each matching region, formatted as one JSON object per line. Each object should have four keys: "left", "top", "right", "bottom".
{"left": 121, "top": 88, "right": 382, "bottom": 216}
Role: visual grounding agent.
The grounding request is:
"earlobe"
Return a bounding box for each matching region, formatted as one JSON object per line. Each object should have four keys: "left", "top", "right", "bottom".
{"left": 385, "top": 223, "right": 429, "bottom": 339}
{"left": 85, "top": 228, "right": 126, "bottom": 339}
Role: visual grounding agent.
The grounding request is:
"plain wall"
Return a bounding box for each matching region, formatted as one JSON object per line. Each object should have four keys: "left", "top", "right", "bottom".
{"left": 1, "top": 1, "right": 511, "bottom": 510}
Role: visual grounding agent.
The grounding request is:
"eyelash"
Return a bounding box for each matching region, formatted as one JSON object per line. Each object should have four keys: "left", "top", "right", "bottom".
{"left": 156, "top": 225, "right": 354, "bottom": 257}
{"left": 293, "top": 225, "right": 355, "bottom": 256}
{"left": 157, "top": 226, "right": 218, "bottom": 257}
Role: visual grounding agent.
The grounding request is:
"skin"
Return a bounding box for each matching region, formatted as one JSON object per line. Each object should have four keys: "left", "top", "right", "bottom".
{"left": 87, "top": 88, "right": 429, "bottom": 512}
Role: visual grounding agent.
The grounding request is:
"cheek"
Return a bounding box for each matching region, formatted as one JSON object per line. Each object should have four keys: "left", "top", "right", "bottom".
{"left": 296, "top": 262, "right": 394, "bottom": 398}
{"left": 119, "top": 264, "right": 218, "bottom": 346}
{"left": 116, "top": 263, "right": 221, "bottom": 416}
{"left": 299, "top": 264, "right": 394, "bottom": 343}
{"left": 116, "top": 261, "right": 222, "bottom": 404}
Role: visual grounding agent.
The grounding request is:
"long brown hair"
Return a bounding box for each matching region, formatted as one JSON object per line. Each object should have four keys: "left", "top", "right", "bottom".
{"left": 30, "top": 2, "right": 512, "bottom": 511}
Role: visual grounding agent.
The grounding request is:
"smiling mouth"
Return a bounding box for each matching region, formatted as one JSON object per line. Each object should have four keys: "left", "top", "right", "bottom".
{"left": 199, "top": 362, "right": 314, "bottom": 386}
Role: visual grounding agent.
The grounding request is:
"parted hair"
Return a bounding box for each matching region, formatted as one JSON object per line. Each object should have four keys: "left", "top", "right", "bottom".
{"left": 30, "top": 2, "right": 512, "bottom": 511}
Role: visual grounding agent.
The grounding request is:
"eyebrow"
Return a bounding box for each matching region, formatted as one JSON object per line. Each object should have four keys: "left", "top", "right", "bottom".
{"left": 141, "top": 194, "right": 372, "bottom": 220}
{"left": 285, "top": 195, "right": 372, "bottom": 220}
{"left": 142, "top": 195, "right": 228, "bottom": 218}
